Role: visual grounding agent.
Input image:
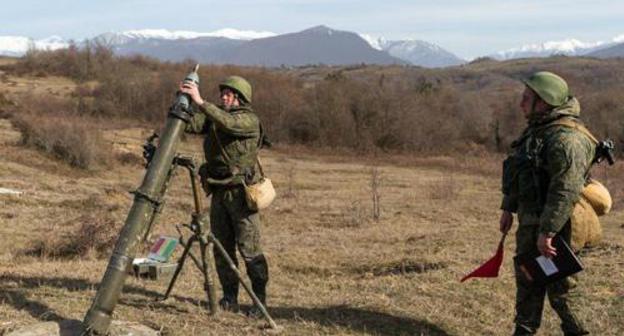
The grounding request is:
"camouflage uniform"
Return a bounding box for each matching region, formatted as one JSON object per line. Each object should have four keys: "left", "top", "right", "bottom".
{"left": 502, "top": 96, "right": 594, "bottom": 335}
{"left": 186, "top": 93, "right": 269, "bottom": 309}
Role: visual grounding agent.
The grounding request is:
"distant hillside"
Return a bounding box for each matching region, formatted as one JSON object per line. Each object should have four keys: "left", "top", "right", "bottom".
{"left": 380, "top": 39, "right": 464, "bottom": 68}
{"left": 103, "top": 26, "right": 405, "bottom": 66}
{"left": 5, "top": 29, "right": 624, "bottom": 67}
{"left": 490, "top": 36, "right": 624, "bottom": 60}
{"left": 220, "top": 26, "right": 405, "bottom": 66}
{"left": 95, "top": 35, "right": 246, "bottom": 63}
{"left": 7, "top": 43, "right": 624, "bottom": 156}
{"left": 588, "top": 42, "right": 624, "bottom": 58}
{"left": 1, "top": 27, "right": 423, "bottom": 67}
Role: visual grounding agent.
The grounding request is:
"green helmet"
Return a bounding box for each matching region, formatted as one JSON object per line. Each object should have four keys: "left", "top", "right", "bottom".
{"left": 219, "top": 76, "right": 252, "bottom": 103}
{"left": 523, "top": 71, "right": 569, "bottom": 107}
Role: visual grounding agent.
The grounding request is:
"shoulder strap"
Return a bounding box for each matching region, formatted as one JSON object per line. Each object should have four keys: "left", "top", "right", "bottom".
{"left": 255, "top": 122, "right": 266, "bottom": 178}
{"left": 212, "top": 124, "right": 233, "bottom": 164}
{"left": 256, "top": 157, "right": 266, "bottom": 178}
{"left": 545, "top": 118, "right": 599, "bottom": 144}
{"left": 543, "top": 118, "right": 600, "bottom": 180}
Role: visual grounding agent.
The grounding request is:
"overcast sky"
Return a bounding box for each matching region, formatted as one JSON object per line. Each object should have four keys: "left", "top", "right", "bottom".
{"left": 1, "top": 0, "right": 622, "bottom": 59}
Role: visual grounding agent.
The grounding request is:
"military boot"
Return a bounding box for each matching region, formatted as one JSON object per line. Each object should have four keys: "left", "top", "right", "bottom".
{"left": 245, "top": 255, "right": 269, "bottom": 318}
{"left": 512, "top": 325, "right": 537, "bottom": 336}
{"left": 219, "top": 284, "right": 240, "bottom": 313}
{"left": 562, "top": 322, "right": 589, "bottom": 336}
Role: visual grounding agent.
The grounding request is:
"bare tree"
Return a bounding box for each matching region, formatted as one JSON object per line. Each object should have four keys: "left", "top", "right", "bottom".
{"left": 370, "top": 167, "right": 382, "bottom": 221}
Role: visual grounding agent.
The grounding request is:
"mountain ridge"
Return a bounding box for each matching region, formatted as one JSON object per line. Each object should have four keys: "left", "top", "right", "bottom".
{"left": 3, "top": 28, "right": 624, "bottom": 66}
{"left": 491, "top": 35, "right": 624, "bottom": 60}
{"left": 0, "top": 26, "right": 464, "bottom": 67}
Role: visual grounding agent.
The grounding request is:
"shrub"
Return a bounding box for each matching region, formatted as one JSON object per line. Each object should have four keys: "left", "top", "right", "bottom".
{"left": 0, "top": 92, "right": 14, "bottom": 117}
{"left": 8, "top": 47, "right": 624, "bottom": 156}
{"left": 22, "top": 213, "right": 121, "bottom": 259}
{"left": 10, "top": 96, "right": 113, "bottom": 170}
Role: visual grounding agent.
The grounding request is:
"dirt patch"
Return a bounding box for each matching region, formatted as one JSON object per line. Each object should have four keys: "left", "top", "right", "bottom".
{"left": 285, "top": 260, "right": 449, "bottom": 278}
{"left": 357, "top": 260, "right": 449, "bottom": 276}
{"left": 280, "top": 264, "right": 345, "bottom": 277}
{"left": 580, "top": 242, "right": 624, "bottom": 257}
{"left": 427, "top": 174, "right": 461, "bottom": 201}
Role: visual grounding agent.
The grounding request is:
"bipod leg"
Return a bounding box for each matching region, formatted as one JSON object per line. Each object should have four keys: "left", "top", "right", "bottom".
{"left": 207, "top": 233, "right": 280, "bottom": 330}
{"left": 161, "top": 235, "right": 198, "bottom": 301}
{"left": 199, "top": 237, "right": 218, "bottom": 314}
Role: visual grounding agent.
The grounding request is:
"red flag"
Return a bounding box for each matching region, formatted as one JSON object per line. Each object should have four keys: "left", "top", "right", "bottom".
{"left": 460, "top": 234, "right": 507, "bottom": 282}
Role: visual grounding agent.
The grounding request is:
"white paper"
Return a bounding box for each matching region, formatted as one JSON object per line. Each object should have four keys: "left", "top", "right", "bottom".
{"left": 132, "top": 258, "right": 148, "bottom": 265}
{"left": 536, "top": 256, "right": 559, "bottom": 276}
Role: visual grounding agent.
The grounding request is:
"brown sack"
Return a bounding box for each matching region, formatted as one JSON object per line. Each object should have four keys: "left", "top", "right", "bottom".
{"left": 570, "top": 197, "right": 602, "bottom": 251}
{"left": 581, "top": 179, "right": 612, "bottom": 216}
{"left": 245, "top": 178, "right": 276, "bottom": 211}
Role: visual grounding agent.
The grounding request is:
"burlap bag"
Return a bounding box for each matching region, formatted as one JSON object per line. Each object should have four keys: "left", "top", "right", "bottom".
{"left": 245, "top": 177, "right": 276, "bottom": 211}
{"left": 570, "top": 179, "right": 611, "bottom": 250}
{"left": 570, "top": 197, "right": 602, "bottom": 251}
{"left": 581, "top": 179, "right": 612, "bottom": 215}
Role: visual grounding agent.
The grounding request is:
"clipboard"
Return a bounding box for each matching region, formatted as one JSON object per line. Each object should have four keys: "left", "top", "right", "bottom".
{"left": 513, "top": 236, "right": 583, "bottom": 285}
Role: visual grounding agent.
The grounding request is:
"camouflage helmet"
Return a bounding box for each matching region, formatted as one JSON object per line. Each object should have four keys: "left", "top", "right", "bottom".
{"left": 219, "top": 76, "right": 252, "bottom": 103}
{"left": 523, "top": 71, "right": 569, "bottom": 107}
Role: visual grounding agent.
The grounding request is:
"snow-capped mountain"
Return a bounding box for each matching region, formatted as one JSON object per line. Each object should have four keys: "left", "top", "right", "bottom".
{"left": 5, "top": 28, "right": 624, "bottom": 67}
{"left": 219, "top": 25, "right": 405, "bottom": 66}
{"left": 0, "top": 27, "right": 460, "bottom": 67}
{"left": 94, "top": 28, "right": 276, "bottom": 45}
{"left": 491, "top": 35, "right": 624, "bottom": 60}
{"left": 359, "top": 34, "right": 385, "bottom": 51}
{"left": 0, "top": 29, "right": 275, "bottom": 57}
{"left": 359, "top": 35, "right": 464, "bottom": 68}
{"left": 0, "top": 35, "right": 68, "bottom": 56}
{"left": 587, "top": 34, "right": 624, "bottom": 58}
{"left": 96, "top": 26, "right": 406, "bottom": 66}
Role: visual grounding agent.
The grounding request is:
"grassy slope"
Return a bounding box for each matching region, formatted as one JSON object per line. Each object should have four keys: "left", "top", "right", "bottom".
{"left": 0, "top": 69, "right": 623, "bottom": 336}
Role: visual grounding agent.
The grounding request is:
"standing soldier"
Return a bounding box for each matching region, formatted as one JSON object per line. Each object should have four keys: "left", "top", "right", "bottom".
{"left": 499, "top": 71, "right": 593, "bottom": 335}
{"left": 180, "top": 76, "right": 269, "bottom": 317}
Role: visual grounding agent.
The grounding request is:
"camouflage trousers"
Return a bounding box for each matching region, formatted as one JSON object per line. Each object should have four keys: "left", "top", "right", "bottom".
{"left": 210, "top": 185, "right": 269, "bottom": 302}
{"left": 513, "top": 213, "right": 588, "bottom": 336}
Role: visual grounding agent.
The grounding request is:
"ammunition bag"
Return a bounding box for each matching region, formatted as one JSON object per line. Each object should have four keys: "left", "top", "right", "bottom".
{"left": 581, "top": 178, "right": 612, "bottom": 216}
{"left": 243, "top": 156, "right": 275, "bottom": 211}
{"left": 570, "top": 196, "right": 601, "bottom": 250}
{"left": 244, "top": 176, "right": 276, "bottom": 211}
{"left": 570, "top": 180, "right": 611, "bottom": 250}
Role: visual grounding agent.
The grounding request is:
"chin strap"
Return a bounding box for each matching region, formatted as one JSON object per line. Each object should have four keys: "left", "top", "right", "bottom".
{"left": 530, "top": 92, "right": 539, "bottom": 115}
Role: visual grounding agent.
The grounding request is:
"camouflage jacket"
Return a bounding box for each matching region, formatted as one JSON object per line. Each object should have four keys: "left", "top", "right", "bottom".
{"left": 186, "top": 102, "right": 260, "bottom": 182}
{"left": 501, "top": 97, "right": 596, "bottom": 234}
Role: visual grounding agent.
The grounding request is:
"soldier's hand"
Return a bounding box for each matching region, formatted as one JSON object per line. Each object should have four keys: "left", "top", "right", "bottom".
{"left": 537, "top": 234, "right": 557, "bottom": 258}
{"left": 499, "top": 211, "right": 513, "bottom": 234}
{"left": 180, "top": 81, "right": 204, "bottom": 106}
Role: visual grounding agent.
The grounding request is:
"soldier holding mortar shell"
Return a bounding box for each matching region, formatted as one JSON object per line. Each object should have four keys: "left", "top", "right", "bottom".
{"left": 180, "top": 76, "right": 270, "bottom": 318}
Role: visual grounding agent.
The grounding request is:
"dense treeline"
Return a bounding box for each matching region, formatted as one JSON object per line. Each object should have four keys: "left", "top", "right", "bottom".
{"left": 4, "top": 46, "right": 624, "bottom": 155}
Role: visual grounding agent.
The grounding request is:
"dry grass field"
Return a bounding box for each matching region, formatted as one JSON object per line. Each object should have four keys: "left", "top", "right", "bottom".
{"left": 1, "top": 70, "right": 623, "bottom": 336}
